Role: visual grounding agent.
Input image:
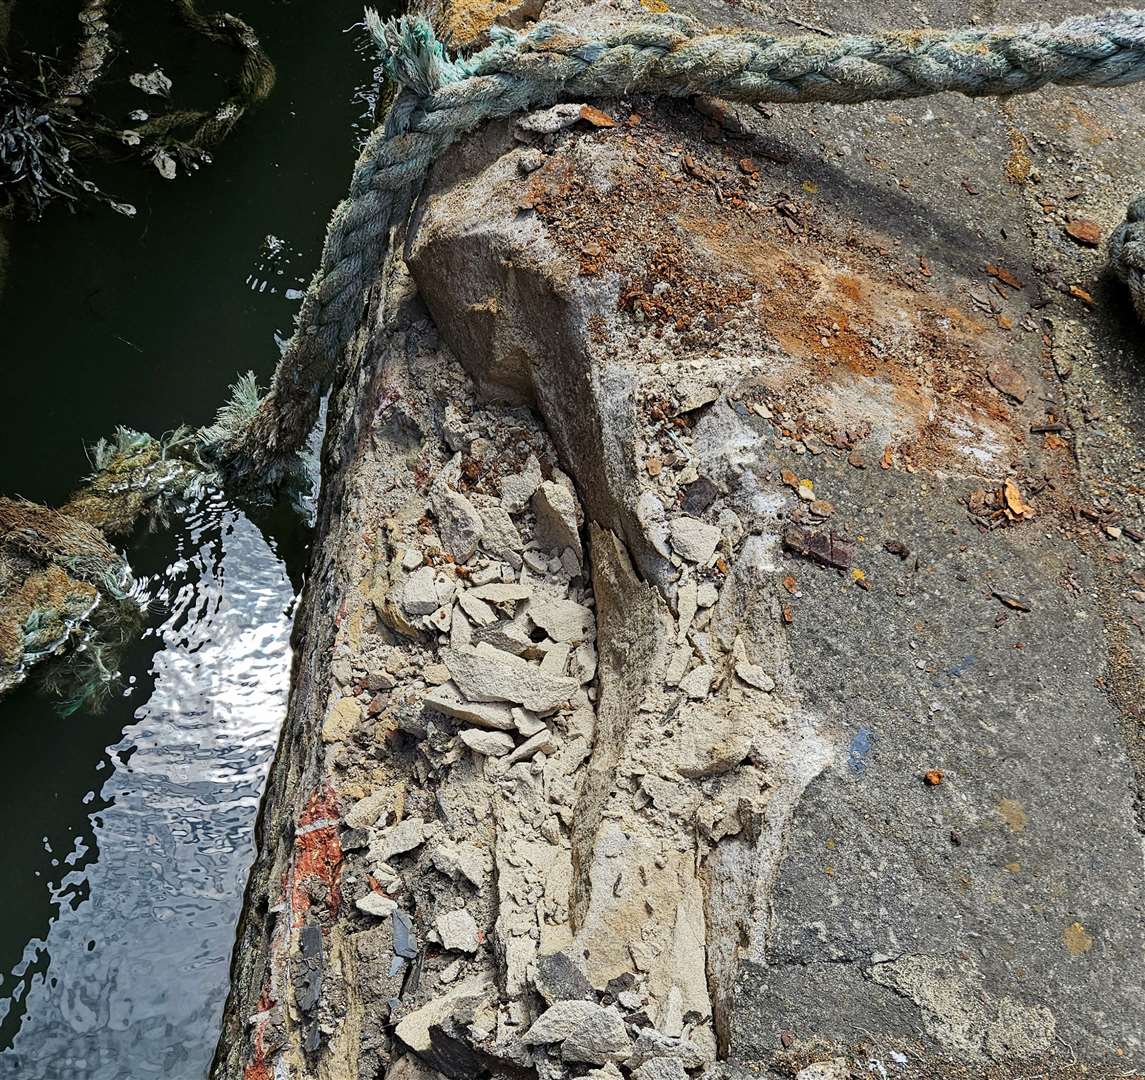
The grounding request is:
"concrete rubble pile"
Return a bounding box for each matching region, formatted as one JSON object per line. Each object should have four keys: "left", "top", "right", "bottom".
{"left": 213, "top": 0, "right": 1145, "bottom": 1077}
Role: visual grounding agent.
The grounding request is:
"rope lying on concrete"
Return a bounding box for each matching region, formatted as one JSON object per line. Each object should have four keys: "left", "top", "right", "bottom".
{"left": 1109, "top": 196, "right": 1145, "bottom": 322}
{"left": 205, "top": 8, "right": 1145, "bottom": 481}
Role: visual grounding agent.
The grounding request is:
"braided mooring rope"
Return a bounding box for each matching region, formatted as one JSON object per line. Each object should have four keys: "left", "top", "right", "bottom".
{"left": 1109, "top": 196, "right": 1145, "bottom": 322}
{"left": 207, "top": 9, "right": 1145, "bottom": 480}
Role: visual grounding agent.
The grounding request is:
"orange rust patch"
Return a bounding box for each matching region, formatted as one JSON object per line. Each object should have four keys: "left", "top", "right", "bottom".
{"left": 521, "top": 104, "right": 1038, "bottom": 475}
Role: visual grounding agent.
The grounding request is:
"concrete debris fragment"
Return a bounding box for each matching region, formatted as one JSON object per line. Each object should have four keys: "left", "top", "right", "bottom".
{"left": 393, "top": 976, "right": 491, "bottom": 1074}
{"left": 404, "top": 565, "right": 450, "bottom": 615}
{"left": 459, "top": 727, "right": 516, "bottom": 756}
{"left": 529, "top": 597, "right": 596, "bottom": 642}
{"left": 676, "top": 577, "right": 698, "bottom": 643}
{"left": 356, "top": 891, "right": 398, "bottom": 918}
{"left": 534, "top": 950, "right": 596, "bottom": 1004}
{"left": 734, "top": 660, "right": 775, "bottom": 692}
{"left": 469, "top": 582, "right": 532, "bottom": 604}
{"left": 665, "top": 644, "right": 693, "bottom": 687}
{"left": 434, "top": 908, "right": 480, "bottom": 953}
{"left": 533, "top": 481, "right": 583, "bottom": 564}
{"left": 517, "top": 102, "right": 586, "bottom": 135}
{"left": 678, "top": 663, "right": 714, "bottom": 700}
{"left": 372, "top": 817, "right": 428, "bottom": 862}
{"left": 430, "top": 840, "right": 487, "bottom": 888}
{"left": 524, "top": 1001, "right": 633, "bottom": 1064}
{"left": 432, "top": 469, "right": 485, "bottom": 562}
{"left": 632, "top": 1058, "right": 689, "bottom": 1080}
{"left": 457, "top": 589, "right": 497, "bottom": 626}
{"left": 424, "top": 684, "right": 517, "bottom": 730}
{"left": 669, "top": 517, "right": 721, "bottom": 563}
{"left": 501, "top": 725, "right": 556, "bottom": 767}
{"left": 480, "top": 505, "right": 525, "bottom": 565}
{"left": 500, "top": 454, "right": 542, "bottom": 513}
{"left": 344, "top": 787, "right": 392, "bottom": 829}
{"left": 441, "top": 645, "right": 578, "bottom": 713}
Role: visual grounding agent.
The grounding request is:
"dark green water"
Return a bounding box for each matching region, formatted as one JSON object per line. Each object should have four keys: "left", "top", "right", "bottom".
{"left": 0, "top": 1, "right": 378, "bottom": 1075}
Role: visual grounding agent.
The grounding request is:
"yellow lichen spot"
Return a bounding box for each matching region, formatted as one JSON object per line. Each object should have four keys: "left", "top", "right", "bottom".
{"left": 1004, "top": 862, "right": 1021, "bottom": 873}
{"left": 640, "top": 0, "right": 670, "bottom": 11}
{"left": 823, "top": 865, "right": 834, "bottom": 876}
{"left": 825, "top": 837, "right": 836, "bottom": 850}
{"left": 997, "top": 798, "right": 1028, "bottom": 832}
{"left": 802, "top": 180, "right": 819, "bottom": 194}
{"left": 851, "top": 568, "right": 866, "bottom": 583}
{"left": 1004, "top": 127, "right": 1032, "bottom": 185}
{"left": 1063, "top": 921, "right": 1093, "bottom": 956}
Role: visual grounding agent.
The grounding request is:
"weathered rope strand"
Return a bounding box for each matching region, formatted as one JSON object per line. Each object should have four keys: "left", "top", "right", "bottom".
{"left": 206, "top": 9, "right": 1145, "bottom": 482}
{"left": 1109, "top": 196, "right": 1145, "bottom": 323}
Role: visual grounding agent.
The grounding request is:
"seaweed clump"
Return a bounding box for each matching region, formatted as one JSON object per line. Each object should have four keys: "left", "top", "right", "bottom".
{"left": 1, "top": 0, "right": 276, "bottom": 219}
{"left": 0, "top": 427, "right": 204, "bottom": 705}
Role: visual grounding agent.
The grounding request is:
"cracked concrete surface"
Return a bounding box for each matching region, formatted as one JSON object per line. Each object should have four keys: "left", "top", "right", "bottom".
{"left": 212, "top": 0, "right": 1145, "bottom": 1076}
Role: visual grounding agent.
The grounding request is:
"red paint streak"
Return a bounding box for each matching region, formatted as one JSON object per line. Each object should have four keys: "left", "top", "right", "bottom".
{"left": 289, "top": 783, "right": 344, "bottom": 925}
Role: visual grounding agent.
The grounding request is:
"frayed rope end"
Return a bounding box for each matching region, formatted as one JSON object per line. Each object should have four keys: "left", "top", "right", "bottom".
{"left": 364, "top": 9, "right": 471, "bottom": 96}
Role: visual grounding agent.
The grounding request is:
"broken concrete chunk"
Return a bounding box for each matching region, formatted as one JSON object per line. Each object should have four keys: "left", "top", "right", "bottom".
{"left": 794, "top": 1060, "right": 851, "bottom": 1080}
{"left": 456, "top": 589, "right": 497, "bottom": 626}
{"left": 441, "top": 646, "right": 578, "bottom": 713}
{"left": 529, "top": 597, "right": 596, "bottom": 643}
{"left": 459, "top": 728, "right": 516, "bottom": 757}
{"left": 469, "top": 582, "right": 532, "bottom": 605}
{"left": 430, "top": 840, "right": 487, "bottom": 888}
{"left": 533, "top": 481, "right": 583, "bottom": 563}
{"left": 516, "top": 102, "right": 585, "bottom": 134}
{"left": 669, "top": 517, "right": 722, "bottom": 563}
{"left": 500, "top": 453, "right": 542, "bottom": 513}
{"left": 679, "top": 663, "right": 714, "bottom": 700}
{"left": 404, "top": 566, "right": 446, "bottom": 616}
{"left": 356, "top": 892, "right": 398, "bottom": 918}
{"left": 501, "top": 726, "right": 556, "bottom": 767}
{"left": 676, "top": 577, "right": 698, "bottom": 644}
{"left": 565, "top": 1008, "right": 633, "bottom": 1065}
{"left": 322, "top": 696, "right": 361, "bottom": 743}
{"left": 524, "top": 1001, "right": 633, "bottom": 1064}
{"left": 633, "top": 1059, "right": 689, "bottom": 1080}
{"left": 681, "top": 734, "right": 753, "bottom": 779}
{"left": 424, "top": 683, "right": 517, "bottom": 731}
{"left": 628, "top": 1030, "right": 708, "bottom": 1069}
{"left": 539, "top": 642, "right": 571, "bottom": 678}
{"left": 435, "top": 909, "right": 480, "bottom": 954}
{"left": 513, "top": 706, "right": 549, "bottom": 736}
{"left": 665, "top": 644, "right": 693, "bottom": 688}
{"left": 534, "top": 950, "right": 596, "bottom": 1005}
{"left": 696, "top": 581, "right": 719, "bottom": 608}
{"left": 372, "top": 817, "right": 427, "bottom": 862}
{"left": 344, "top": 788, "right": 392, "bottom": 829}
{"left": 393, "top": 976, "right": 492, "bottom": 1073}
{"left": 432, "top": 487, "right": 484, "bottom": 563}
{"left": 573, "top": 641, "right": 598, "bottom": 684}
{"left": 734, "top": 661, "right": 776, "bottom": 692}
{"left": 480, "top": 505, "right": 524, "bottom": 560}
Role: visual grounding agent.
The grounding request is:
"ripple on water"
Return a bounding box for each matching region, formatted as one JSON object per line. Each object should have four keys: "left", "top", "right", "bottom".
{"left": 0, "top": 493, "right": 294, "bottom": 1079}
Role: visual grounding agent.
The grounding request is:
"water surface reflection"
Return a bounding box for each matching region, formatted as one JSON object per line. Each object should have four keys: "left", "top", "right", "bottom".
{"left": 0, "top": 493, "right": 293, "bottom": 1078}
